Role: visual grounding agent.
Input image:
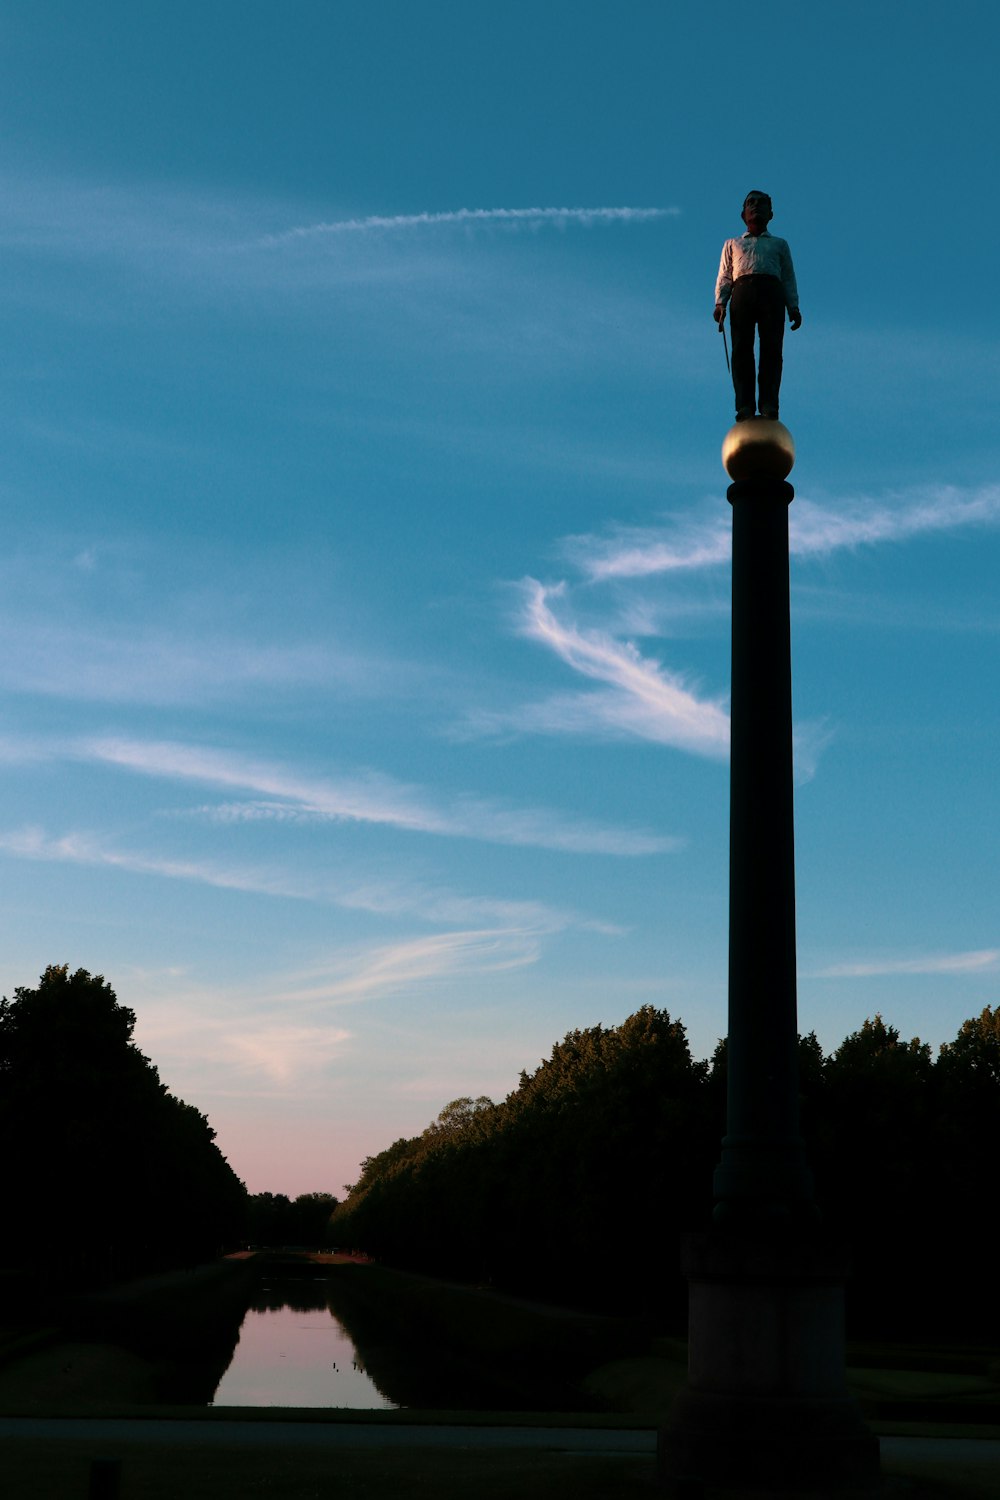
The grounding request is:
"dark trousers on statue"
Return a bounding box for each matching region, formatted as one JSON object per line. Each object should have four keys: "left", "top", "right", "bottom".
{"left": 730, "top": 274, "right": 785, "bottom": 418}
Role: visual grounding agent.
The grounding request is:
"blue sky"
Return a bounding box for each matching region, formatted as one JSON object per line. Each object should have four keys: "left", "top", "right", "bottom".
{"left": 1, "top": 2, "right": 997, "bottom": 1195}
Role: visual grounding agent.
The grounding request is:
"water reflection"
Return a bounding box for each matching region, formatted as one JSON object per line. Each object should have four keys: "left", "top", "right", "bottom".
{"left": 212, "top": 1277, "right": 396, "bottom": 1409}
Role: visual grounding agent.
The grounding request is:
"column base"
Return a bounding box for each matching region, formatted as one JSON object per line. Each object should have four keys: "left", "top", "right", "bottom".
{"left": 658, "top": 1232, "right": 880, "bottom": 1494}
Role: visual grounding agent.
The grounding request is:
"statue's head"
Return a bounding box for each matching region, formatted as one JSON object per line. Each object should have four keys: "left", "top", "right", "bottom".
{"left": 741, "top": 191, "right": 773, "bottom": 231}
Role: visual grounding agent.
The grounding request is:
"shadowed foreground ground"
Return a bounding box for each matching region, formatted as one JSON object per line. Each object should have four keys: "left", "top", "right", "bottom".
{"left": 3, "top": 1418, "right": 1000, "bottom": 1499}
{"left": 1, "top": 1422, "right": 655, "bottom": 1500}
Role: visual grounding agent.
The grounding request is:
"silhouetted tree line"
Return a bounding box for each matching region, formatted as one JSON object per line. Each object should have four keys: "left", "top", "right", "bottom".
{"left": 0, "top": 966, "right": 247, "bottom": 1290}
{"left": 246, "top": 1191, "right": 339, "bottom": 1247}
{"left": 330, "top": 1004, "right": 1000, "bottom": 1337}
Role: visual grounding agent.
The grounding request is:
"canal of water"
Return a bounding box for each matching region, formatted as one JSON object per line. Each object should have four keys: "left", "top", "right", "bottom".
{"left": 205, "top": 1263, "right": 602, "bottom": 1412}
{"left": 211, "top": 1272, "right": 396, "bottom": 1409}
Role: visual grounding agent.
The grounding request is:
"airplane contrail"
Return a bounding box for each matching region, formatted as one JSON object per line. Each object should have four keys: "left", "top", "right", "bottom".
{"left": 262, "top": 205, "right": 678, "bottom": 245}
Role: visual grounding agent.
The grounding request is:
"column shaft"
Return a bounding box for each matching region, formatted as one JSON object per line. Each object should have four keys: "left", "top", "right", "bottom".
{"left": 713, "top": 477, "right": 814, "bottom": 1223}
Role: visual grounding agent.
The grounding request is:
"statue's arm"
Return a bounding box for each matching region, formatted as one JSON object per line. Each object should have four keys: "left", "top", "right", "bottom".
{"left": 781, "top": 241, "right": 801, "bottom": 330}
{"left": 714, "top": 241, "right": 733, "bottom": 323}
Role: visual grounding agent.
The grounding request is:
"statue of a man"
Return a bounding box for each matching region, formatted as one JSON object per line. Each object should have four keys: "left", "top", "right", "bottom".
{"left": 714, "top": 191, "right": 801, "bottom": 422}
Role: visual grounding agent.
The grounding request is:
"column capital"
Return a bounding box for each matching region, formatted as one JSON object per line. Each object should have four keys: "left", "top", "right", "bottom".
{"left": 727, "top": 478, "right": 794, "bottom": 506}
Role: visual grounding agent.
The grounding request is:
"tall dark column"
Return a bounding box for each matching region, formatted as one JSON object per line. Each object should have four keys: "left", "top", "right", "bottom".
{"left": 659, "top": 422, "right": 879, "bottom": 1495}
{"left": 713, "top": 463, "right": 814, "bottom": 1225}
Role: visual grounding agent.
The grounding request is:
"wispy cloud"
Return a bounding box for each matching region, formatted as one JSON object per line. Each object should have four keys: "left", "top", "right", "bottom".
{"left": 0, "top": 820, "right": 597, "bottom": 934}
{"left": 262, "top": 205, "right": 678, "bottom": 246}
{"left": 807, "top": 949, "right": 1000, "bottom": 979}
{"left": 519, "top": 479, "right": 1000, "bottom": 776}
{"left": 79, "top": 734, "right": 673, "bottom": 855}
{"left": 791, "top": 486, "right": 1000, "bottom": 558}
{"left": 273, "top": 929, "right": 543, "bottom": 1008}
{"left": 465, "top": 580, "right": 828, "bottom": 779}
{"left": 0, "top": 619, "right": 353, "bottom": 706}
{"left": 322, "top": 878, "right": 578, "bottom": 933}
{"left": 224, "top": 1025, "right": 353, "bottom": 1086}
{"left": 0, "top": 825, "right": 303, "bottom": 900}
{"left": 486, "top": 579, "right": 731, "bottom": 757}
{"left": 567, "top": 511, "right": 730, "bottom": 583}
{"left": 130, "top": 930, "right": 544, "bottom": 1092}
{"left": 572, "top": 484, "right": 1000, "bottom": 582}
{"left": 0, "top": 541, "right": 421, "bottom": 710}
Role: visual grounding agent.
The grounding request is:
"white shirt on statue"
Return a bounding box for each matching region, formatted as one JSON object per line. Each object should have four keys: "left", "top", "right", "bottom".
{"left": 715, "top": 231, "right": 799, "bottom": 312}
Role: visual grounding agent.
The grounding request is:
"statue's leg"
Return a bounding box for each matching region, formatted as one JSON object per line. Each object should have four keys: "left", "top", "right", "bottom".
{"left": 729, "top": 281, "right": 756, "bottom": 420}
{"left": 757, "top": 279, "right": 785, "bottom": 417}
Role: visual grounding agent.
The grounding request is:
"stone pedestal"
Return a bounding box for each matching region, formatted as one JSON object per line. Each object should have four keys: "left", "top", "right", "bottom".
{"left": 659, "top": 1233, "right": 879, "bottom": 1492}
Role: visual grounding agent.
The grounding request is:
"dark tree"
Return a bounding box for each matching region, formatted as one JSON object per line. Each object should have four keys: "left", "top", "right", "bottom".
{"left": 0, "top": 965, "right": 246, "bottom": 1288}
{"left": 330, "top": 1002, "right": 1000, "bottom": 1337}
{"left": 245, "top": 1191, "right": 340, "bottom": 1246}
{"left": 332, "top": 1006, "right": 710, "bottom": 1321}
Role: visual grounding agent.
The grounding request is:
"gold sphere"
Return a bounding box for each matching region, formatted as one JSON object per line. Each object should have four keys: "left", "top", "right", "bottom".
{"left": 722, "top": 419, "right": 795, "bottom": 481}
